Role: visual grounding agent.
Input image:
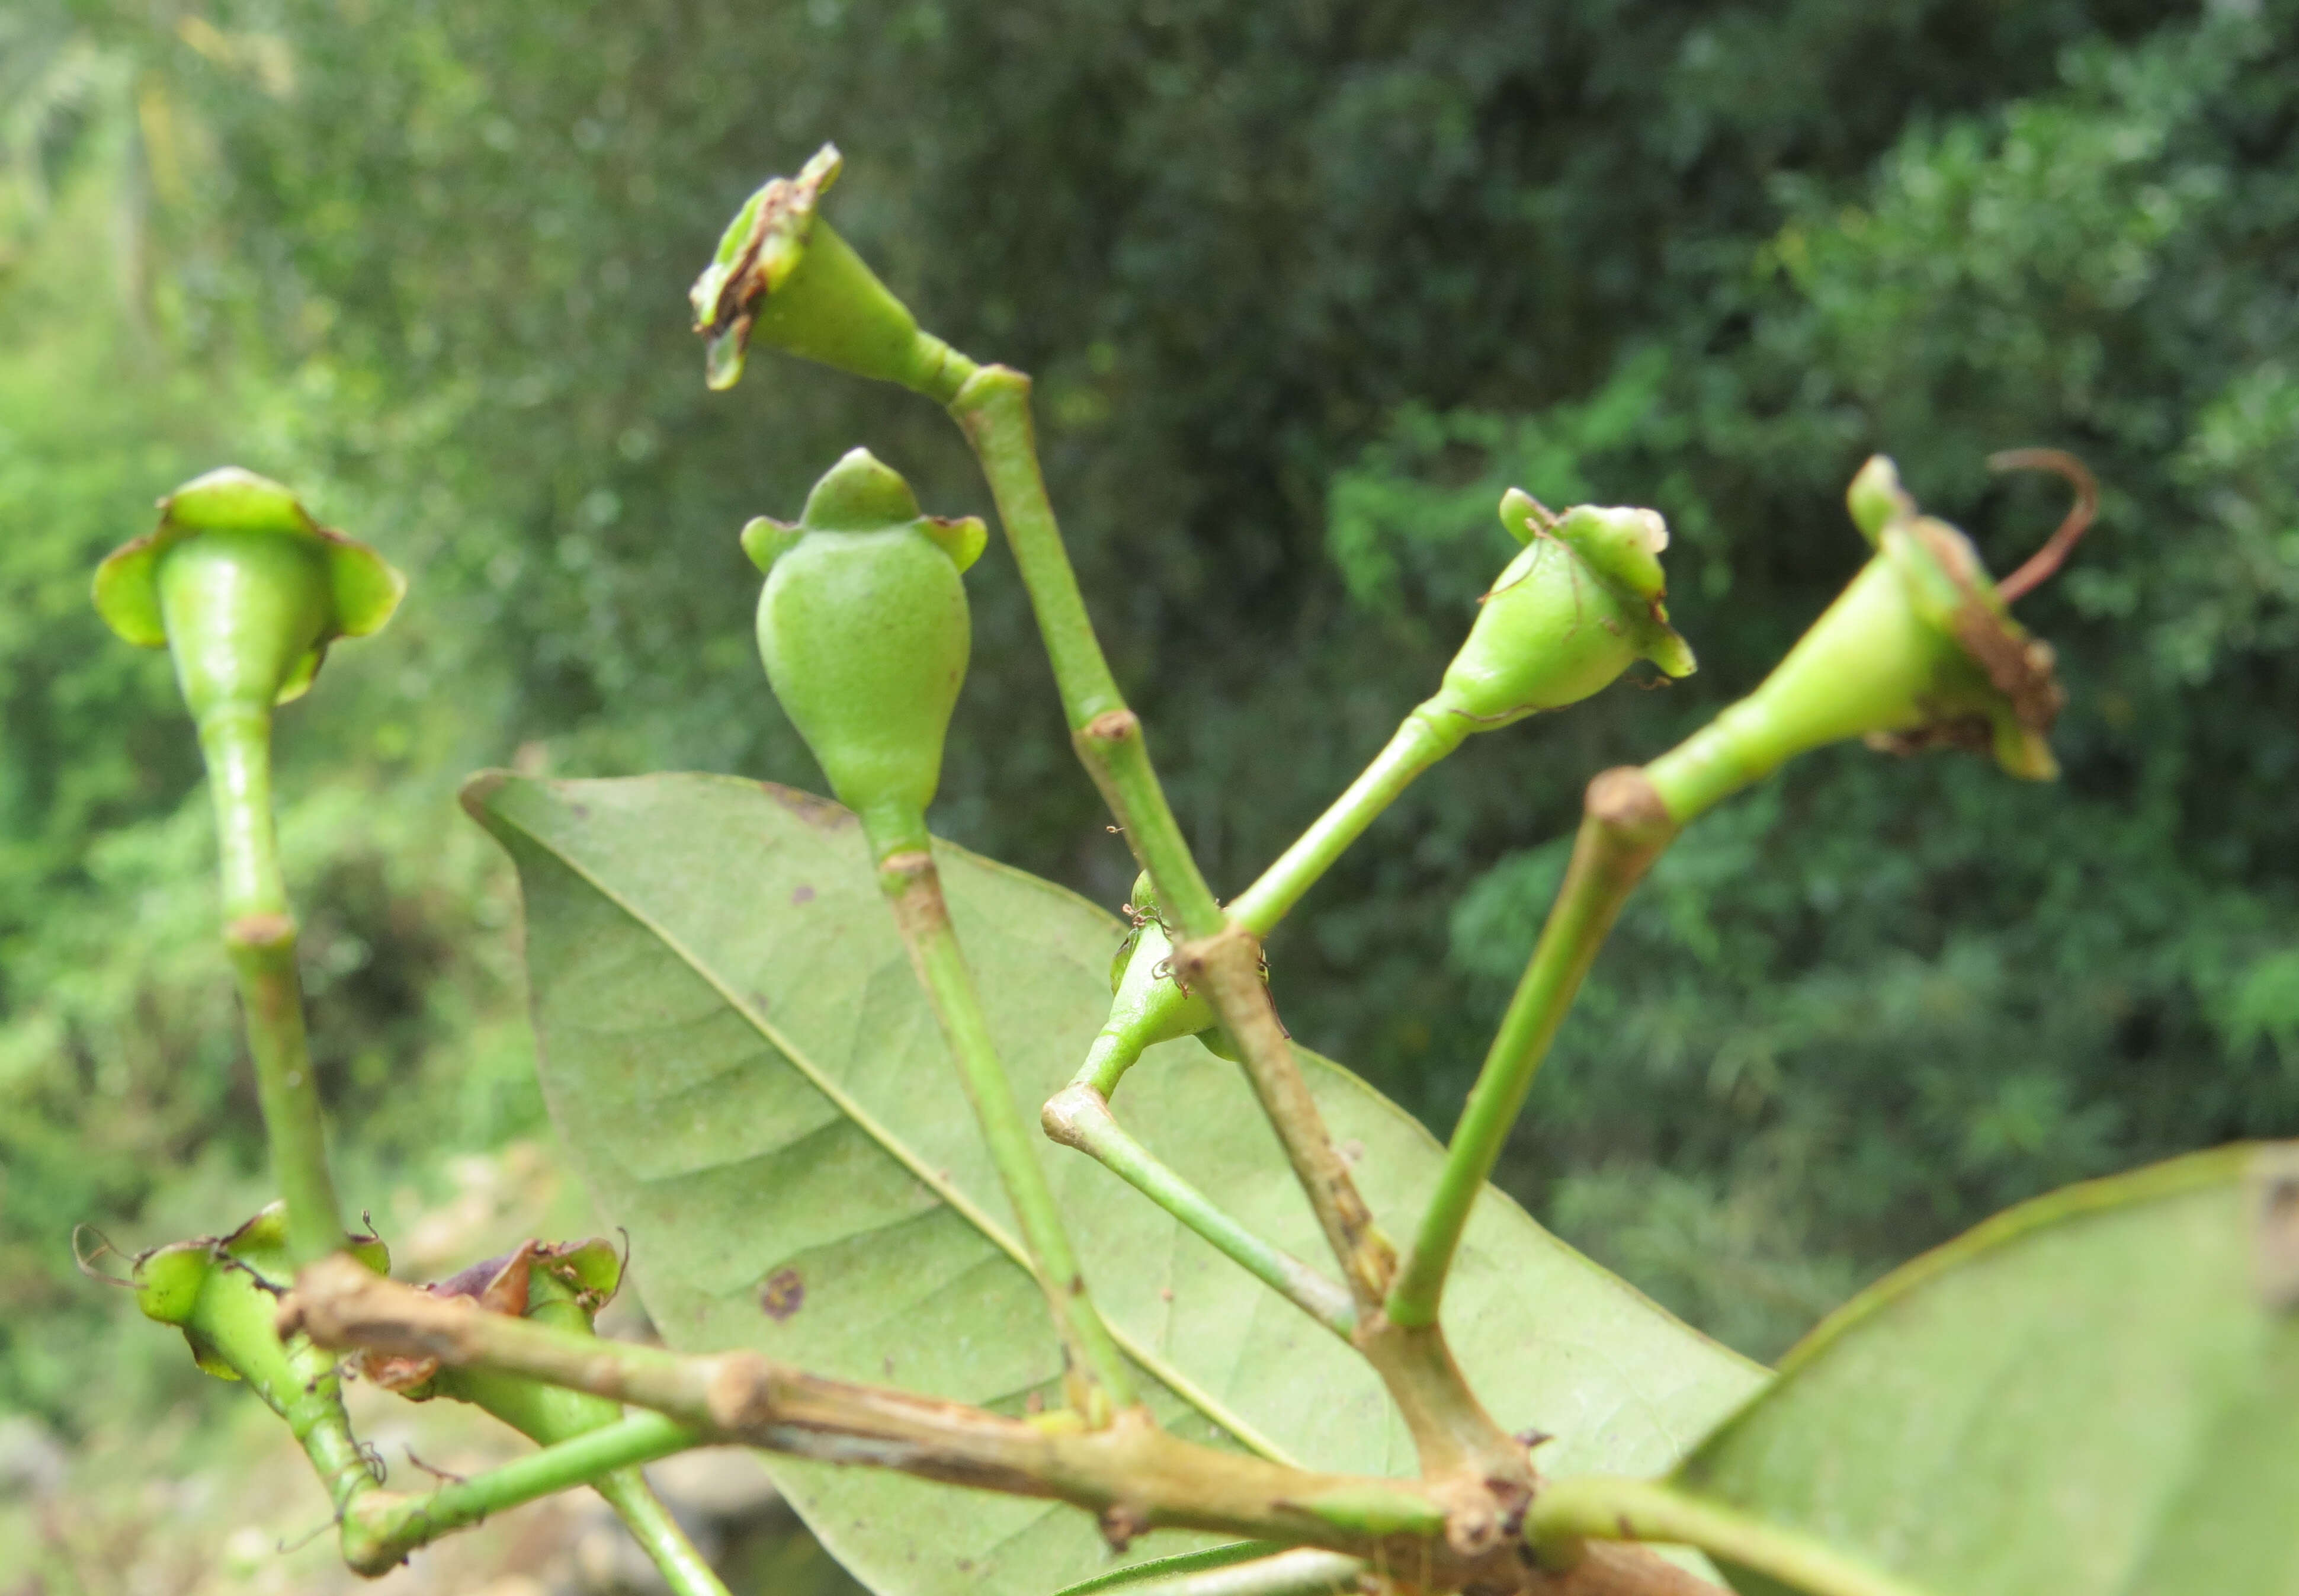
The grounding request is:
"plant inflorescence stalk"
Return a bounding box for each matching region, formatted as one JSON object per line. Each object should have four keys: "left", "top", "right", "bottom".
{"left": 1387, "top": 769, "right": 1676, "bottom": 1330}
{"left": 1527, "top": 1478, "right": 1928, "bottom": 1596}
{"left": 948, "top": 367, "right": 1223, "bottom": 941}
{"left": 942, "top": 358, "right": 1520, "bottom": 1476}
{"left": 1051, "top": 708, "right": 1474, "bottom": 1329}
{"left": 881, "top": 850, "right": 1139, "bottom": 1421}
{"left": 1227, "top": 706, "right": 1468, "bottom": 938}
{"left": 200, "top": 707, "right": 344, "bottom": 1268}
{"left": 284, "top": 1256, "right": 1721, "bottom": 1596}
{"left": 1042, "top": 1083, "right": 1357, "bottom": 1338}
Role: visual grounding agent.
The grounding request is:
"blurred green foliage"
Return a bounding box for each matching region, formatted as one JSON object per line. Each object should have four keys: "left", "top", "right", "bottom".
{"left": 3, "top": 0, "right": 2295, "bottom": 1467}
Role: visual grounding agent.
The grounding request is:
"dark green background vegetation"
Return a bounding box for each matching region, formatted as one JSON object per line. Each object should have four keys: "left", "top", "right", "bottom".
{"left": 5, "top": 0, "right": 2296, "bottom": 1454}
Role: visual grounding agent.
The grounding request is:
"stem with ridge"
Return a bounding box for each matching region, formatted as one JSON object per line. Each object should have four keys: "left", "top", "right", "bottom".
{"left": 947, "top": 362, "right": 1518, "bottom": 1475}
{"left": 946, "top": 365, "right": 1390, "bottom": 1296}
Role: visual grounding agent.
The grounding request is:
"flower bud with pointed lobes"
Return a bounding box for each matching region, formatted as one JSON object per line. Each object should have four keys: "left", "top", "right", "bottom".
{"left": 749, "top": 448, "right": 987, "bottom": 860}
{"left": 1422, "top": 491, "right": 1697, "bottom": 739}
{"left": 690, "top": 144, "right": 969, "bottom": 400}
{"left": 1646, "top": 456, "right": 2066, "bottom": 825}
{"left": 94, "top": 468, "right": 405, "bottom": 932}
{"left": 92, "top": 467, "right": 405, "bottom": 722}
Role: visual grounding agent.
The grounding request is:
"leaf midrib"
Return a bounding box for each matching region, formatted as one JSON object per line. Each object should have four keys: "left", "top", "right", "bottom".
{"left": 497, "top": 794, "right": 1299, "bottom": 1467}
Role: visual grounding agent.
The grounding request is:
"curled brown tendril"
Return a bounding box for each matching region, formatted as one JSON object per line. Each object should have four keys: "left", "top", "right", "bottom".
{"left": 1989, "top": 448, "right": 2099, "bottom": 603}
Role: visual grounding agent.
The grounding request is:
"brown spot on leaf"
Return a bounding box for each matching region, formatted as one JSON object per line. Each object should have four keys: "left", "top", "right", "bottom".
{"left": 759, "top": 1267, "right": 805, "bottom": 1322}
{"left": 792, "top": 884, "right": 816, "bottom": 905}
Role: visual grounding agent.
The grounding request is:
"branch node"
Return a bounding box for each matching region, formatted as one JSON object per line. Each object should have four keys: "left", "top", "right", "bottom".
{"left": 706, "top": 1354, "right": 779, "bottom": 1431}
{"left": 1079, "top": 708, "right": 1140, "bottom": 746}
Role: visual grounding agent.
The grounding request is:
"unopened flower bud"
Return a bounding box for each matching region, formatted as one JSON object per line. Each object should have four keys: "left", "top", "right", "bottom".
{"left": 92, "top": 467, "right": 403, "bottom": 722}
{"left": 1421, "top": 489, "right": 1697, "bottom": 738}
{"left": 749, "top": 448, "right": 986, "bottom": 857}
{"left": 690, "top": 145, "right": 967, "bottom": 399}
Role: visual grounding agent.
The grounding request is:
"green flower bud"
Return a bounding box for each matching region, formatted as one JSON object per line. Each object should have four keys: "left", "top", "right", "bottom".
{"left": 690, "top": 144, "right": 968, "bottom": 400}
{"left": 1646, "top": 456, "right": 2066, "bottom": 824}
{"left": 92, "top": 466, "right": 405, "bottom": 720}
{"left": 93, "top": 468, "right": 404, "bottom": 928}
{"left": 1423, "top": 489, "right": 1697, "bottom": 735}
{"left": 749, "top": 448, "right": 986, "bottom": 858}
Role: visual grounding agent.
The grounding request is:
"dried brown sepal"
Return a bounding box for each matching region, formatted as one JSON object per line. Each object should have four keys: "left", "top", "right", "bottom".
{"left": 352, "top": 1238, "right": 623, "bottom": 1397}
{"left": 1866, "top": 517, "right": 2065, "bottom": 765}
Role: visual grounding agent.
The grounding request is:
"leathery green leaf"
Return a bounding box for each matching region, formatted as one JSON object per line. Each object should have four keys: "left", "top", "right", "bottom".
{"left": 1673, "top": 1144, "right": 2299, "bottom": 1596}
{"left": 463, "top": 771, "right": 1761, "bottom": 1596}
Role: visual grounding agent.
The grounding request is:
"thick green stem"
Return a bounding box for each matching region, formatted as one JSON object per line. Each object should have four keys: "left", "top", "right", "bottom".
{"left": 1227, "top": 705, "right": 1466, "bottom": 938}
{"left": 200, "top": 707, "right": 343, "bottom": 1268}
{"left": 341, "top": 1413, "right": 706, "bottom": 1575}
{"left": 879, "top": 845, "right": 1139, "bottom": 1421}
{"left": 1527, "top": 1478, "right": 1929, "bottom": 1596}
{"left": 1075, "top": 1024, "right": 1159, "bottom": 1097}
{"left": 1043, "top": 1084, "right": 1356, "bottom": 1338}
{"left": 262, "top": 1313, "right": 380, "bottom": 1523}
{"left": 948, "top": 366, "right": 1222, "bottom": 940}
{"left": 1387, "top": 769, "right": 1675, "bottom": 1330}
